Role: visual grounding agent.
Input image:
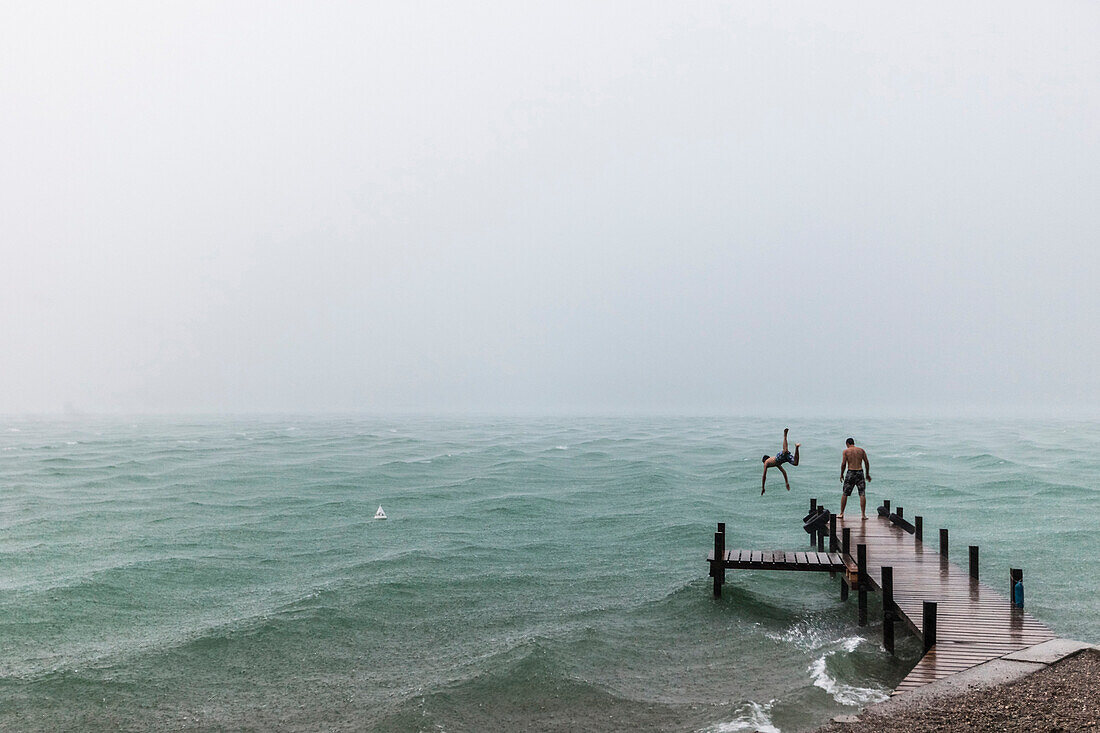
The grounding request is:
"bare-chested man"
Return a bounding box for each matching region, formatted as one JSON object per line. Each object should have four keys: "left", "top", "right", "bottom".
{"left": 839, "top": 437, "right": 871, "bottom": 519}
{"left": 761, "top": 428, "right": 800, "bottom": 495}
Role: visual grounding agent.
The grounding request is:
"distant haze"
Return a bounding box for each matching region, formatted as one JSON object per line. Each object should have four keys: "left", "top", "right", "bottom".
{"left": 2, "top": 2, "right": 1097, "bottom": 415}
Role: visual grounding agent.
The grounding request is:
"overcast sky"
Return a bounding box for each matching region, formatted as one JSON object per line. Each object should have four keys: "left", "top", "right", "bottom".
{"left": 1, "top": 1, "right": 1097, "bottom": 415}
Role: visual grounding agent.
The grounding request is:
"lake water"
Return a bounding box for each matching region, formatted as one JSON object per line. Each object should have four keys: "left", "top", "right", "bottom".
{"left": 1, "top": 416, "right": 1096, "bottom": 731}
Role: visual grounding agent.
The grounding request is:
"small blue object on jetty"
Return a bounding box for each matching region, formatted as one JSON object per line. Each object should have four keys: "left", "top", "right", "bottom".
{"left": 1012, "top": 568, "right": 1025, "bottom": 608}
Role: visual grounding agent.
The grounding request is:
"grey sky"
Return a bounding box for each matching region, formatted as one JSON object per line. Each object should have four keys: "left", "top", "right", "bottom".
{"left": 2, "top": 2, "right": 1098, "bottom": 415}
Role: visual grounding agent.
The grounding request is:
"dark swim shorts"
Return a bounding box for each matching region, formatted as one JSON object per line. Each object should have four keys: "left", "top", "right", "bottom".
{"left": 843, "top": 469, "right": 866, "bottom": 497}
{"left": 775, "top": 451, "right": 794, "bottom": 466}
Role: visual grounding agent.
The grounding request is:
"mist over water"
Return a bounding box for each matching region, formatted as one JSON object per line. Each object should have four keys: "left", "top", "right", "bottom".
{"left": 3, "top": 3, "right": 1099, "bottom": 417}
{"left": 1, "top": 415, "right": 1097, "bottom": 731}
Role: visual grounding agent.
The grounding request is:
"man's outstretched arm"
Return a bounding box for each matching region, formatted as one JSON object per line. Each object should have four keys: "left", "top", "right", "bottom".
{"left": 863, "top": 452, "right": 871, "bottom": 481}
{"left": 761, "top": 467, "right": 768, "bottom": 494}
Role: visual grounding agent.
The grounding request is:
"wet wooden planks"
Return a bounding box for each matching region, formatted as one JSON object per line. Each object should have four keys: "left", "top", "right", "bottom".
{"left": 706, "top": 548, "right": 848, "bottom": 572}
{"left": 835, "top": 513, "right": 1055, "bottom": 695}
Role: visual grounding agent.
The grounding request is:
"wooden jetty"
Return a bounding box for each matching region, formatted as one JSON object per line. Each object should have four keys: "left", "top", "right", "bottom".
{"left": 707, "top": 499, "right": 1055, "bottom": 696}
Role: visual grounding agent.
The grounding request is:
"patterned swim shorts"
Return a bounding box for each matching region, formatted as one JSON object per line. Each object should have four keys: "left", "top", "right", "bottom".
{"left": 842, "top": 469, "right": 866, "bottom": 497}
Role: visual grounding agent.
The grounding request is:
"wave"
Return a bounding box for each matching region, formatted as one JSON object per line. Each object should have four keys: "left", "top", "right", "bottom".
{"left": 1033, "top": 482, "right": 1096, "bottom": 498}
{"left": 369, "top": 635, "right": 721, "bottom": 733}
{"left": 676, "top": 582, "right": 801, "bottom": 627}
{"left": 807, "top": 640, "right": 890, "bottom": 707}
{"left": 701, "top": 700, "right": 780, "bottom": 733}
{"left": 459, "top": 492, "right": 575, "bottom": 518}
{"left": 761, "top": 618, "right": 894, "bottom": 708}
{"left": 0, "top": 575, "right": 367, "bottom": 680}
{"left": 5, "top": 555, "right": 247, "bottom": 599}
{"left": 766, "top": 619, "right": 863, "bottom": 653}
{"left": 956, "top": 452, "right": 1021, "bottom": 469}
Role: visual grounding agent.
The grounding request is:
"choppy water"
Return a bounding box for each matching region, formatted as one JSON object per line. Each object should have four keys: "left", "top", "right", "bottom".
{"left": 1, "top": 416, "right": 1097, "bottom": 732}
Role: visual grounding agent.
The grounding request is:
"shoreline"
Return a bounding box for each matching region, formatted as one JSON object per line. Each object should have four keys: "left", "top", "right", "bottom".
{"left": 814, "top": 639, "right": 1099, "bottom": 732}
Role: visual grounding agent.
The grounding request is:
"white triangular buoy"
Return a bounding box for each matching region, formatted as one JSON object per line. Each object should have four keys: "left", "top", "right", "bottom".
{"left": 374, "top": 505, "right": 387, "bottom": 520}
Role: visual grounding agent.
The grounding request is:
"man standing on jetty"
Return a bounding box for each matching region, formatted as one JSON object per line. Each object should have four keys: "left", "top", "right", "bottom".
{"left": 839, "top": 437, "right": 871, "bottom": 519}
{"left": 761, "top": 428, "right": 799, "bottom": 495}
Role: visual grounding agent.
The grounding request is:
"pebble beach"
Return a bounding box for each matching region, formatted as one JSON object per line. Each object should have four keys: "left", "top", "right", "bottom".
{"left": 817, "top": 649, "right": 1100, "bottom": 733}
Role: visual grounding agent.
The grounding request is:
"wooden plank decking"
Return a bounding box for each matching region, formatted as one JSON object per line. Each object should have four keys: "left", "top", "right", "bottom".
{"left": 707, "top": 548, "right": 848, "bottom": 572}
{"left": 836, "top": 512, "right": 1055, "bottom": 694}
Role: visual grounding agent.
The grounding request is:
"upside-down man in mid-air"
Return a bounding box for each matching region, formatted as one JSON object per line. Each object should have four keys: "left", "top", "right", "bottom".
{"left": 761, "top": 428, "right": 800, "bottom": 495}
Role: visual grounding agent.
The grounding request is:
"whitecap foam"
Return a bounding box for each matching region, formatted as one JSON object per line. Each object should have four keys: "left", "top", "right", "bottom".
{"left": 766, "top": 621, "right": 859, "bottom": 652}
{"left": 765, "top": 623, "right": 823, "bottom": 650}
{"left": 554, "top": 445, "right": 568, "bottom": 450}
{"left": 839, "top": 636, "right": 862, "bottom": 653}
{"left": 702, "top": 700, "right": 780, "bottom": 733}
{"left": 808, "top": 653, "right": 889, "bottom": 707}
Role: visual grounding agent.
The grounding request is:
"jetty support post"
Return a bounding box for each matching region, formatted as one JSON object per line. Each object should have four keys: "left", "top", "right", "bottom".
{"left": 839, "top": 525, "right": 852, "bottom": 600}
{"left": 881, "top": 566, "right": 895, "bottom": 653}
{"left": 922, "top": 601, "right": 937, "bottom": 651}
{"left": 857, "top": 543, "right": 868, "bottom": 626}
{"left": 840, "top": 526, "right": 852, "bottom": 599}
{"left": 712, "top": 523, "right": 725, "bottom": 598}
{"left": 809, "top": 499, "right": 818, "bottom": 546}
{"left": 828, "top": 514, "right": 838, "bottom": 577}
{"left": 969, "top": 546, "right": 979, "bottom": 580}
{"left": 1010, "top": 568, "right": 1024, "bottom": 608}
{"left": 817, "top": 512, "right": 826, "bottom": 553}
{"left": 883, "top": 499, "right": 891, "bottom": 514}
{"left": 939, "top": 528, "right": 949, "bottom": 558}
{"left": 915, "top": 516, "right": 923, "bottom": 542}
{"left": 896, "top": 506, "right": 903, "bottom": 519}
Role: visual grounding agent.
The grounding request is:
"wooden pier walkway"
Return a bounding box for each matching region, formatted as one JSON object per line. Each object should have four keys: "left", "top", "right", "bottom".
{"left": 707, "top": 499, "right": 1055, "bottom": 696}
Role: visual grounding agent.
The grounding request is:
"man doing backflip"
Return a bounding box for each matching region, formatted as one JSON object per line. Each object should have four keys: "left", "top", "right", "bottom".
{"left": 761, "top": 428, "right": 799, "bottom": 495}
{"left": 839, "top": 437, "right": 871, "bottom": 519}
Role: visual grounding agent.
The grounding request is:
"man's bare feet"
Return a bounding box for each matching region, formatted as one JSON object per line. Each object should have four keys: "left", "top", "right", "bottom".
{"left": 761, "top": 487, "right": 765, "bottom": 495}
{"left": 785, "top": 485, "right": 790, "bottom": 491}
{"left": 795, "top": 443, "right": 800, "bottom": 448}
{"left": 784, "top": 428, "right": 789, "bottom": 435}
{"left": 837, "top": 514, "right": 844, "bottom": 519}
{"left": 861, "top": 515, "right": 868, "bottom": 520}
